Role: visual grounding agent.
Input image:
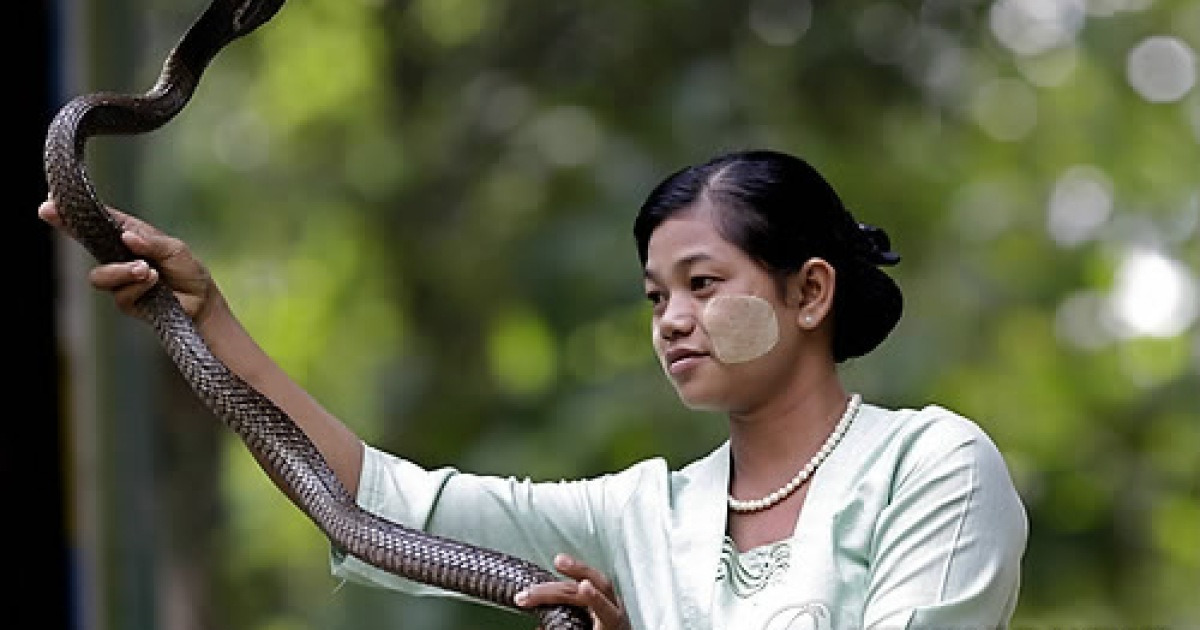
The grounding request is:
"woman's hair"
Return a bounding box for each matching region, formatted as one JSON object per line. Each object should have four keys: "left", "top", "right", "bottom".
{"left": 634, "top": 149, "right": 903, "bottom": 363}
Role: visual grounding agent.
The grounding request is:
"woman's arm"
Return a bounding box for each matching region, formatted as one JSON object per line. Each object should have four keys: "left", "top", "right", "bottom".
{"left": 43, "top": 199, "right": 635, "bottom": 622}
{"left": 863, "top": 418, "right": 1028, "bottom": 629}
{"left": 39, "top": 200, "right": 365, "bottom": 494}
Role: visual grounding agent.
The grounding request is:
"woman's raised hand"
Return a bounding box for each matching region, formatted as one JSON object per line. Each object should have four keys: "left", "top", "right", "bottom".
{"left": 38, "top": 200, "right": 218, "bottom": 324}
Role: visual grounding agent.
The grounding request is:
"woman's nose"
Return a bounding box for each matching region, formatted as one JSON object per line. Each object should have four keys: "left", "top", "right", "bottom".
{"left": 657, "top": 298, "right": 697, "bottom": 340}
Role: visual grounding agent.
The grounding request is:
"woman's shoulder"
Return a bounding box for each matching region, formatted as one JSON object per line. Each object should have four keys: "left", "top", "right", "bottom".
{"left": 855, "top": 401, "right": 1018, "bottom": 486}
{"left": 863, "top": 401, "right": 1002, "bottom": 454}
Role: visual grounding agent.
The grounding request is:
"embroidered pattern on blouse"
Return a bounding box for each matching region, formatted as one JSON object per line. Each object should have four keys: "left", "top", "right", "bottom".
{"left": 715, "top": 535, "right": 792, "bottom": 597}
{"left": 764, "top": 602, "right": 832, "bottom": 630}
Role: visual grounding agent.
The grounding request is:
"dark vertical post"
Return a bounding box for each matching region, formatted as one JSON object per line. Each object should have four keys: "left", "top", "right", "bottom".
{"left": 10, "top": 0, "right": 72, "bottom": 628}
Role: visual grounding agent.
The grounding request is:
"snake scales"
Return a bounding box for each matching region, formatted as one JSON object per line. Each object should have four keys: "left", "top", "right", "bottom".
{"left": 42, "top": 1, "right": 591, "bottom": 628}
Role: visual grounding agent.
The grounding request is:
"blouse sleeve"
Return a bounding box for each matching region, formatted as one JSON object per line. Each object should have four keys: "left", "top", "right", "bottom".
{"left": 330, "top": 443, "right": 639, "bottom": 603}
{"left": 862, "top": 412, "right": 1028, "bottom": 629}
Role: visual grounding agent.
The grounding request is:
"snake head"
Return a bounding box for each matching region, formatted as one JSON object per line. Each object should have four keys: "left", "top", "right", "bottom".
{"left": 230, "top": 0, "right": 288, "bottom": 36}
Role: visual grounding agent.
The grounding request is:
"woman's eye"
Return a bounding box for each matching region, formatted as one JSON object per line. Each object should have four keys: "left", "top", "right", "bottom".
{"left": 645, "top": 290, "right": 663, "bottom": 305}
{"left": 690, "top": 276, "right": 717, "bottom": 292}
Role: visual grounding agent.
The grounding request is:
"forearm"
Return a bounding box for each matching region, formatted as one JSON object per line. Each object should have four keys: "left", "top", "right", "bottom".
{"left": 38, "top": 200, "right": 367, "bottom": 497}
{"left": 198, "top": 288, "right": 365, "bottom": 496}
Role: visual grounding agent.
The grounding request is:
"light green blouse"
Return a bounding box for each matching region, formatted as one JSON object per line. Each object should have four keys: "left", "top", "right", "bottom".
{"left": 331, "top": 403, "right": 1028, "bottom": 629}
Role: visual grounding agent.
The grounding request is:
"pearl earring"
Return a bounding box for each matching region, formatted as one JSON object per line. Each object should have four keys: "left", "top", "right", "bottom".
{"left": 804, "top": 315, "right": 814, "bottom": 325}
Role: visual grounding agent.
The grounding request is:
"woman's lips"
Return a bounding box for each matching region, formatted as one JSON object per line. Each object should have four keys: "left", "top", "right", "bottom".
{"left": 665, "top": 349, "right": 709, "bottom": 375}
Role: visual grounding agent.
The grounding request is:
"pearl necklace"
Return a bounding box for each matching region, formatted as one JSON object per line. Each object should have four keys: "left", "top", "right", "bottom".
{"left": 728, "top": 393, "right": 862, "bottom": 514}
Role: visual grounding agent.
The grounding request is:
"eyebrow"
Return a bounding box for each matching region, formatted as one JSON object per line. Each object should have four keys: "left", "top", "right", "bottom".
{"left": 643, "top": 252, "right": 714, "bottom": 281}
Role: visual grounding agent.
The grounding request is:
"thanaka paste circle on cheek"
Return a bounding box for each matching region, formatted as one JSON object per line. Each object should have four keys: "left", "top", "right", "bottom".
{"left": 701, "top": 295, "right": 780, "bottom": 363}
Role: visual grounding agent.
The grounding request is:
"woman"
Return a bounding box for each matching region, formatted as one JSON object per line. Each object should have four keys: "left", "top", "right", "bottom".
{"left": 39, "top": 149, "right": 1027, "bottom": 629}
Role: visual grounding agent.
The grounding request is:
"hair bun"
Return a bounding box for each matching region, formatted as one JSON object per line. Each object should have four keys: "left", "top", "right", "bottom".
{"left": 855, "top": 222, "right": 901, "bottom": 267}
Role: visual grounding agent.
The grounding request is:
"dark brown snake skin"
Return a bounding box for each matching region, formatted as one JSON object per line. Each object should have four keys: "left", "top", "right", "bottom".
{"left": 43, "top": 1, "right": 590, "bottom": 628}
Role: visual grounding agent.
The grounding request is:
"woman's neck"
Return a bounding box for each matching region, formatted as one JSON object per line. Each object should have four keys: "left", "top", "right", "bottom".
{"left": 726, "top": 368, "right": 849, "bottom": 499}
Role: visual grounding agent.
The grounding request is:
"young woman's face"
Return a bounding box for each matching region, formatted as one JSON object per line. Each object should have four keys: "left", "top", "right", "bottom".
{"left": 643, "top": 203, "right": 804, "bottom": 412}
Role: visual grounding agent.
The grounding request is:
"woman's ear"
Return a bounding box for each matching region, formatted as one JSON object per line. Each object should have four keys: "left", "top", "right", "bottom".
{"left": 786, "top": 258, "right": 835, "bottom": 330}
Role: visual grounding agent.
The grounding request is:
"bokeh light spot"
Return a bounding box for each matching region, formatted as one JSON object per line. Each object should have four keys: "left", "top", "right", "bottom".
{"left": 1047, "top": 165, "right": 1114, "bottom": 248}
{"left": 989, "top": 0, "right": 1086, "bottom": 56}
{"left": 749, "top": 0, "right": 812, "bottom": 47}
{"left": 1055, "top": 290, "right": 1111, "bottom": 350}
{"left": 1108, "top": 249, "right": 1198, "bottom": 338}
{"left": 1126, "top": 36, "right": 1197, "bottom": 103}
{"left": 1016, "top": 45, "right": 1080, "bottom": 87}
{"left": 971, "top": 77, "right": 1038, "bottom": 141}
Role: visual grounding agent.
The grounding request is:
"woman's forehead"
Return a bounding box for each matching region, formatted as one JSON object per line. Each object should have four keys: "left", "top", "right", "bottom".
{"left": 644, "top": 212, "right": 747, "bottom": 275}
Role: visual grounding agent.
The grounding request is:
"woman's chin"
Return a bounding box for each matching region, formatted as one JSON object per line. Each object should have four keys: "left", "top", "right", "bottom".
{"left": 674, "top": 388, "right": 729, "bottom": 413}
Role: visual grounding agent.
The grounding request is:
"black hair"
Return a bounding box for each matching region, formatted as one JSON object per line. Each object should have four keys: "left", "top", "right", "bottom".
{"left": 634, "top": 149, "right": 903, "bottom": 362}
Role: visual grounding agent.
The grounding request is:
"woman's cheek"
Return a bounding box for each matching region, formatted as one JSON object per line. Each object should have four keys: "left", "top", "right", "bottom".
{"left": 701, "top": 295, "right": 780, "bottom": 363}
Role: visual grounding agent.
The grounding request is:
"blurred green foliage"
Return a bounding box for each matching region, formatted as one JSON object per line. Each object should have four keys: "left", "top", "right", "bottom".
{"left": 109, "top": 0, "right": 1200, "bottom": 627}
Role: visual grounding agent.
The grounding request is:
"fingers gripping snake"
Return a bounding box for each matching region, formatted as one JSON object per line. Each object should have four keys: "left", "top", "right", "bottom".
{"left": 42, "top": 1, "right": 591, "bottom": 628}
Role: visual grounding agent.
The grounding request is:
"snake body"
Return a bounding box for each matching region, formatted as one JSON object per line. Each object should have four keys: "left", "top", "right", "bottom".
{"left": 43, "top": 2, "right": 589, "bottom": 628}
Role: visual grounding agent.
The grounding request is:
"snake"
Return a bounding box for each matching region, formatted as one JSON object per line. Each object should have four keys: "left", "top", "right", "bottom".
{"left": 42, "top": 1, "right": 592, "bottom": 628}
